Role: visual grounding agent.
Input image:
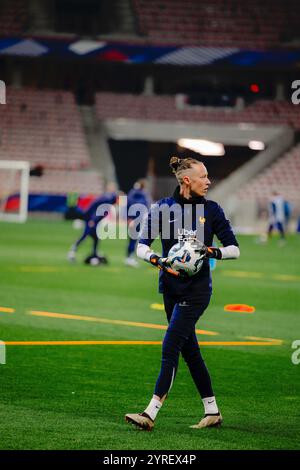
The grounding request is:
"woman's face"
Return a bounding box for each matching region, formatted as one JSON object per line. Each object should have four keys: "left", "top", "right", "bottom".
{"left": 183, "top": 163, "right": 211, "bottom": 197}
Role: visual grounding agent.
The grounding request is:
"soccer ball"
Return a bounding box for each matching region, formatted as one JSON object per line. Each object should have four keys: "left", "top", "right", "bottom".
{"left": 167, "top": 239, "right": 205, "bottom": 277}
{"left": 84, "top": 255, "right": 108, "bottom": 266}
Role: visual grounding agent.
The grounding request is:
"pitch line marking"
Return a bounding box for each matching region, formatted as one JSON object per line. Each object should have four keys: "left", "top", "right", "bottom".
{"left": 150, "top": 303, "right": 165, "bottom": 311}
{"left": 272, "top": 274, "right": 300, "bottom": 282}
{"left": 244, "top": 336, "right": 283, "bottom": 344}
{"left": 222, "top": 270, "right": 264, "bottom": 279}
{"left": 222, "top": 270, "right": 300, "bottom": 282}
{"left": 18, "top": 266, "right": 64, "bottom": 273}
{"left": 0, "top": 307, "right": 15, "bottom": 313}
{"left": 4, "top": 340, "right": 282, "bottom": 346}
{"left": 27, "top": 310, "right": 218, "bottom": 336}
{"left": 5, "top": 341, "right": 162, "bottom": 346}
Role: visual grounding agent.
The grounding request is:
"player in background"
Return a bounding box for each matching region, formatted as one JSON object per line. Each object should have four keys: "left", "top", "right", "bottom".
{"left": 125, "top": 179, "right": 151, "bottom": 267}
{"left": 68, "top": 183, "right": 118, "bottom": 265}
{"left": 125, "top": 156, "right": 240, "bottom": 431}
{"left": 267, "top": 191, "right": 291, "bottom": 244}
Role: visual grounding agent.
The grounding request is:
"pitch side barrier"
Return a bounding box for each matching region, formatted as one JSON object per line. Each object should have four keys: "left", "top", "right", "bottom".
{"left": 96, "top": 197, "right": 205, "bottom": 242}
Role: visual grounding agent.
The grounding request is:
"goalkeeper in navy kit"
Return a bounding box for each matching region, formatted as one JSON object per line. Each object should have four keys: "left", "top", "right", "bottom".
{"left": 125, "top": 156, "right": 240, "bottom": 430}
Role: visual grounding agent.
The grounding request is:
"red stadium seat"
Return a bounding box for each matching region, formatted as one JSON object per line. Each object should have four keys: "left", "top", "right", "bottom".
{"left": 132, "top": 0, "right": 300, "bottom": 48}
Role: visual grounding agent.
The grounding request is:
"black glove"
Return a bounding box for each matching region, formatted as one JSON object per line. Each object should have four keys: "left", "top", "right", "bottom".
{"left": 190, "top": 240, "right": 221, "bottom": 260}
{"left": 149, "top": 254, "right": 180, "bottom": 277}
{"left": 204, "top": 246, "right": 222, "bottom": 260}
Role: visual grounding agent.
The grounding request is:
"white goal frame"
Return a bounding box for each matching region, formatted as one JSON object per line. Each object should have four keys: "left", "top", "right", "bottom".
{"left": 0, "top": 160, "right": 30, "bottom": 223}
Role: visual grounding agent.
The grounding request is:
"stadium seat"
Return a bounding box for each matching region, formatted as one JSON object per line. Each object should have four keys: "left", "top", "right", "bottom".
{"left": 0, "top": 88, "right": 90, "bottom": 170}
{"left": 95, "top": 93, "right": 300, "bottom": 130}
{"left": 133, "top": 0, "right": 300, "bottom": 48}
{"left": 0, "top": 0, "right": 28, "bottom": 36}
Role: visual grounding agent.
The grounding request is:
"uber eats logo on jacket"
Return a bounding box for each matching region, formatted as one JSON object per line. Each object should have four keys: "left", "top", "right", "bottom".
{"left": 0, "top": 80, "right": 6, "bottom": 104}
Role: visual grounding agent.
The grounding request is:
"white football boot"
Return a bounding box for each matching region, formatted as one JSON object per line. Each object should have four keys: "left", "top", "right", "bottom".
{"left": 190, "top": 413, "right": 223, "bottom": 429}
{"left": 125, "top": 413, "right": 154, "bottom": 431}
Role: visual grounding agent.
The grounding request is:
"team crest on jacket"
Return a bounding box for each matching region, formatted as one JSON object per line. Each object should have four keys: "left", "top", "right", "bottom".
{"left": 199, "top": 216, "right": 206, "bottom": 225}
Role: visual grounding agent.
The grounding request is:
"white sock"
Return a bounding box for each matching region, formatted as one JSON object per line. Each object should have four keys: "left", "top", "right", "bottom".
{"left": 202, "top": 396, "right": 219, "bottom": 415}
{"left": 144, "top": 398, "right": 162, "bottom": 421}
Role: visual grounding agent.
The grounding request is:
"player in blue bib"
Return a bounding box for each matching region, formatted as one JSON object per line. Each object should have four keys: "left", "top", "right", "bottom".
{"left": 125, "top": 179, "right": 151, "bottom": 267}
{"left": 68, "top": 190, "right": 118, "bottom": 265}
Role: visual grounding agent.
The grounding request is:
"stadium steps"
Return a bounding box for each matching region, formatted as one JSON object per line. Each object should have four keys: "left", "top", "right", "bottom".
{"left": 116, "top": 0, "right": 137, "bottom": 34}
{"left": 209, "top": 128, "right": 295, "bottom": 231}
{"left": 27, "top": 0, "right": 52, "bottom": 33}
{"left": 236, "top": 142, "right": 300, "bottom": 214}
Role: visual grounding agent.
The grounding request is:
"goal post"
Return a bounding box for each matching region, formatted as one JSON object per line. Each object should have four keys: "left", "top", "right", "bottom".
{"left": 0, "top": 160, "right": 30, "bottom": 223}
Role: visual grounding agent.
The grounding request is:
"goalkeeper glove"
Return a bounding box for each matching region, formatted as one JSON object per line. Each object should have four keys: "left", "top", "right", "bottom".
{"left": 149, "top": 254, "right": 180, "bottom": 277}
{"left": 185, "top": 241, "right": 221, "bottom": 260}
{"left": 204, "top": 246, "right": 222, "bottom": 260}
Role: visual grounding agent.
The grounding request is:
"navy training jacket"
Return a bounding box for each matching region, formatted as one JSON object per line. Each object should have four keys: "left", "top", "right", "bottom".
{"left": 139, "top": 186, "right": 239, "bottom": 298}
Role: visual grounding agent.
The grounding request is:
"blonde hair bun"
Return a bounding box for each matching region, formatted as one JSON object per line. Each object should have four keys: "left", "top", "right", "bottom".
{"left": 169, "top": 155, "right": 202, "bottom": 182}
{"left": 169, "top": 156, "right": 182, "bottom": 173}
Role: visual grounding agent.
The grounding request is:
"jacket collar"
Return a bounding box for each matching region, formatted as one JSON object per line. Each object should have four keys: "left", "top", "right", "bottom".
{"left": 173, "top": 186, "right": 205, "bottom": 205}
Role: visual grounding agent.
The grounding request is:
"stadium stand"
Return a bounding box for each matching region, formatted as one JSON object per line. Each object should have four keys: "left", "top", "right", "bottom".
{"left": 0, "top": 0, "right": 28, "bottom": 36}
{"left": 133, "top": 0, "right": 300, "bottom": 48}
{"left": 0, "top": 168, "right": 103, "bottom": 195}
{"left": 236, "top": 143, "right": 300, "bottom": 212}
{"left": 95, "top": 91, "right": 300, "bottom": 215}
{"left": 1, "top": 0, "right": 299, "bottom": 49}
{"left": 0, "top": 88, "right": 90, "bottom": 169}
{"left": 28, "top": 169, "right": 103, "bottom": 194}
{"left": 0, "top": 87, "right": 104, "bottom": 194}
{"left": 95, "top": 93, "right": 300, "bottom": 130}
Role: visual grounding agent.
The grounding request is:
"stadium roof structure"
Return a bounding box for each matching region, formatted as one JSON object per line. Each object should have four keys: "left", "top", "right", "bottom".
{"left": 105, "top": 119, "right": 286, "bottom": 146}
{"left": 1, "top": 36, "right": 300, "bottom": 67}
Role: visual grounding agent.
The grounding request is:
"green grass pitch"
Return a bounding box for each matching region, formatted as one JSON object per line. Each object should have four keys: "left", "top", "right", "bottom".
{"left": 0, "top": 219, "right": 300, "bottom": 450}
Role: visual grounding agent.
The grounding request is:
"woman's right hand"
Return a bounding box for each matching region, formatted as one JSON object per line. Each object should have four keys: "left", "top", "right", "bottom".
{"left": 149, "top": 255, "right": 180, "bottom": 277}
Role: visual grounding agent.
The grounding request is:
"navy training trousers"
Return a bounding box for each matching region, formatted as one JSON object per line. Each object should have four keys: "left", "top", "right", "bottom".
{"left": 154, "top": 292, "right": 214, "bottom": 399}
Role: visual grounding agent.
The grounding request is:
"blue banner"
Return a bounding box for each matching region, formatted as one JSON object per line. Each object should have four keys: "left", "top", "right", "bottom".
{"left": 0, "top": 36, "right": 300, "bottom": 67}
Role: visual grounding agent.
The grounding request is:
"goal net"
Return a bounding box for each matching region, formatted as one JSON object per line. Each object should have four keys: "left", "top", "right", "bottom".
{"left": 0, "top": 160, "right": 30, "bottom": 222}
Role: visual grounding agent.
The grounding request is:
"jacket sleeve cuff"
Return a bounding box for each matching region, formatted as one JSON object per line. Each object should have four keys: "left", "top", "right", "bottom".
{"left": 137, "top": 243, "right": 156, "bottom": 262}
{"left": 219, "top": 245, "right": 240, "bottom": 259}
